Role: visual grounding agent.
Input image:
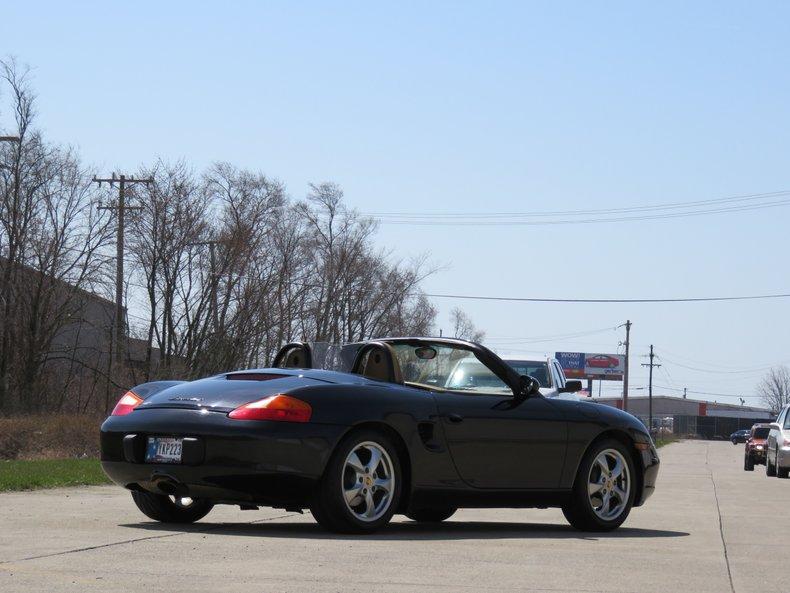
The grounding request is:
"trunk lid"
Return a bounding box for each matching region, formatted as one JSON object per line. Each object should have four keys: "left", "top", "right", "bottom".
{"left": 137, "top": 372, "right": 334, "bottom": 412}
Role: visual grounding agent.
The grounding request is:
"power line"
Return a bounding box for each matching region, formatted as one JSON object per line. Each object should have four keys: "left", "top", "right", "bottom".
{"left": 366, "top": 190, "right": 790, "bottom": 226}
{"left": 485, "top": 325, "right": 620, "bottom": 344}
{"left": 425, "top": 292, "right": 790, "bottom": 303}
{"left": 658, "top": 354, "right": 777, "bottom": 375}
{"left": 367, "top": 189, "right": 790, "bottom": 218}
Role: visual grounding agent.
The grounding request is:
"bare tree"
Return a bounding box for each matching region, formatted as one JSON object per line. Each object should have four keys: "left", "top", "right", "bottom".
{"left": 758, "top": 366, "right": 790, "bottom": 416}
{"left": 449, "top": 307, "right": 485, "bottom": 342}
{"left": 0, "top": 58, "right": 113, "bottom": 412}
{"left": 0, "top": 58, "right": 440, "bottom": 414}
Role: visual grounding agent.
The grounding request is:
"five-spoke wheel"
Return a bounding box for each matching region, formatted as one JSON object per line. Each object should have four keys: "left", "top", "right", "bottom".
{"left": 562, "top": 439, "right": 636, "bottom": 531}
{"left": 311, "top": 429, "right": 402, "bottom": 533}
{"left": 586, "top": 449, "right": 630, "bottom": 521}
{"left": 342, "top": 441, "right": 396, "bottom": 522}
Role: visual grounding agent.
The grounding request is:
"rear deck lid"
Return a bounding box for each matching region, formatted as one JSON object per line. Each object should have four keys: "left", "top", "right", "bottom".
{"left": 137, "top": 372, "right": 331, "bottom": 412}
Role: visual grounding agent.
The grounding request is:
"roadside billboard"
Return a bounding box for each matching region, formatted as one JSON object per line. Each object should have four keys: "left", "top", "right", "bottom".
{"left": 555, "top": 351, "right": 625, "bottom": 381}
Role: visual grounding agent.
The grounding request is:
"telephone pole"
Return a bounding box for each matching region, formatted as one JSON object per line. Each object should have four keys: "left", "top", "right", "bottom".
{"left": 94, "top": 174, "right": 152, "bottom": 367}
{"left": 641, "top": 344, "right": 661, "bottom": 436}
{"left": 619, "top": 320, "right": 632, "bottom": 412}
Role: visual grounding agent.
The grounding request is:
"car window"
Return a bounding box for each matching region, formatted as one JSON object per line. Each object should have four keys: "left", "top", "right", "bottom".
{"left": 390, "top": 343, "right": 512, "bottom": 395}
{"left": 504, "top": 361, "right": 551, "bottom": 388}
{"left": 753, "top": 427, "right": 770, "bottom": 439}
{"left": 777, "top": 408, "right": 787, "bottom": 427}
{"left": 784, "top": 408, "right": 790, "bottom": 430}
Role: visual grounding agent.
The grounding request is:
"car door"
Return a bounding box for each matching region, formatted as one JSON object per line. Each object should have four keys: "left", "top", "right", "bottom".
{"left": 434, "top": 389, "right": 568, "bottom": 489}
{"left": 769, "top": 407, "right": 787, "bottom": 459}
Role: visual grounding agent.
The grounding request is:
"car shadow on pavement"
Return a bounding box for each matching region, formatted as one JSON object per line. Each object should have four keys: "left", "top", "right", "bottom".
{"left": 120, "top": 520, "right": 689, "bottom": 541}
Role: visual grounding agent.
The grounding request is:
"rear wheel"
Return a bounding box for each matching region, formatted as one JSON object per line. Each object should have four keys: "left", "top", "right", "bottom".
{"left": 131, "top": 491, "right": 213, "bottom": 523}
{"left": 406, "top": 507, "right": 456, "bottom": 523}
{"left": 310, "top": 429, "right": 402, "bottom": 534}
{"left": 778, "top": 463, "right": 789, "bottom": 479}
{"left": 562, "top": 439, "right": 636, "bottom": 532}
{"left": 744, "top": 454, "right": 754, "bottom": 472}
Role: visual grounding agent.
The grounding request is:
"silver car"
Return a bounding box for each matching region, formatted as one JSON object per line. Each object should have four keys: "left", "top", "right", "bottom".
{"left": 766, "top": 403, "right": 790, "bottom": 479}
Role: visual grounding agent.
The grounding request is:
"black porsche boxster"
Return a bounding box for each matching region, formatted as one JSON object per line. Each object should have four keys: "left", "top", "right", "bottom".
{"left": 100, "top": 337, "right": 659, "bottom": 533}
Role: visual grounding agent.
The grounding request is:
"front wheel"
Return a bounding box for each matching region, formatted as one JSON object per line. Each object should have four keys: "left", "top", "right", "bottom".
{"left": 562, "top": 439, "right": 636, "bottom": 532}
{"left": 406, "top": 507, "right": 457, "bottom": 523}
{"left": 310, "top": 429, "right": 402, "bottom": 534}
{"left": 744, "top": 454, "right": 754, "bottom": 471}
{"left": 131, "top": 491, "right": 213, "bottom": 523}
{"left": 778, "top": 464, "right": 789, "bottom": 479}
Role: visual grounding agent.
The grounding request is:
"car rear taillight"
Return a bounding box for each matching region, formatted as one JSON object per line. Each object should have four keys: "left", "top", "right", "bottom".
{"left": 228, "top": 394, "right": 312, "bottom": 422}
{"left": 784, "top": 437, "right": 790, "bottom": 447}
{"left": 111, "top": 391, "right": 143, "bottom": 416}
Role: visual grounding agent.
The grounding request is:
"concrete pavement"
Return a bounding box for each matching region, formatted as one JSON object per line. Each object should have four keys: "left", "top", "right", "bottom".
{"left": 0, "top": 440, "right": 786, "bottom": 592}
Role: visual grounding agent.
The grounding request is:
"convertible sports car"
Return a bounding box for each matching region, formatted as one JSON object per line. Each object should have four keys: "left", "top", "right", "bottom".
{"left": 100, "top": 337, "right": 660, "bottom": 533}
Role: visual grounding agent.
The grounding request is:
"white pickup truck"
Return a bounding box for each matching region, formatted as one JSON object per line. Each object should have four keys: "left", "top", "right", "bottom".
{"left": 503, "top": 357, "right": 584, "bottom": 400}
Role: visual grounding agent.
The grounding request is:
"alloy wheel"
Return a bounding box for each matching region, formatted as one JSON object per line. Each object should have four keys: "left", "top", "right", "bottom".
{"left": 587, "top": 448, "right": 631, "bottom": 521}
{"left": 342, "top": 441, "right": 395, "bottom": 522}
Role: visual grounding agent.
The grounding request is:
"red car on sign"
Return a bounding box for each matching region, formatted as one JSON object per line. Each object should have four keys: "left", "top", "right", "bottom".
{"left": 586, "top": 355, "right": 620, "bottom": 369}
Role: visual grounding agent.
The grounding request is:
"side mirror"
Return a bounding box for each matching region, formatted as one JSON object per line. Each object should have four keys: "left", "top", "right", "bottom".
{"left": 560, "top": 380, "right": 583, "bottom": 394}
{"left": 769, "top": 423, "right": 781, "bottom": 431}
{"left": 517, "top": 375, "right": 541, "bottom": 397}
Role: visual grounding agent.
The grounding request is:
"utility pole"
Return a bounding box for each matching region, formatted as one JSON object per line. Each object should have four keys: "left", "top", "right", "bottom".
{"left": 619, "top": 320, "right": 632, "bottom": 412}
{"left": 94, "top": 174, "right": 152, "bottom": 368}
{"left": 683, "top": 387, "right": 687, "bottom": 399}
{"left": 641, "top": 344, "right": 661, "bottom": 437}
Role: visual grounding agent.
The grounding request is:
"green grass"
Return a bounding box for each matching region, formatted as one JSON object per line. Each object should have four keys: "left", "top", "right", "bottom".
{"left": 0, "top": 458, "right": 111, "bottom": 492}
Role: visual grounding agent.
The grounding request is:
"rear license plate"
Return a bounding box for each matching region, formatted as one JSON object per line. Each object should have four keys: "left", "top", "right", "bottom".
{"left": 145, "top": 437, "right": 183, "bottom": 464}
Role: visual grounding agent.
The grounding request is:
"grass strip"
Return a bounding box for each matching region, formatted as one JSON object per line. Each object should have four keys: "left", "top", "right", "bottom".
{"left": 0, "top": 458, "right": 110, "bottom": 492}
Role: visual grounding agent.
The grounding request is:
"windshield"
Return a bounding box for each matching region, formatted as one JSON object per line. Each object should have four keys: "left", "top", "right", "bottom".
{"left": 752, "top": 428, "right": 770, "bottom": 439}
{"left": 504, "top": 360, "right": 551, "bottom": 388}
{"left": 389, "top": 342, "right": 512, "bottom": 394}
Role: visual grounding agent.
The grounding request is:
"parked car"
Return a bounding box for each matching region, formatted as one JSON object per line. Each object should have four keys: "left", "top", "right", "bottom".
{"left": 503, "top": 357, "right": 583, "bottom": 399}
{"left": 766, "top": 404, "right": 790, "bottom": 479}
{"left": 100, "top": 337, "right": 659, "bottom": 533}
{"left": 586, "top": 355, "right": 620, "bottom": 369}
{"left": 744, "top": 424, "right": 772, "bottom": 470}
{"left": 730, "top": 429, "right": 750, "bottom": 444}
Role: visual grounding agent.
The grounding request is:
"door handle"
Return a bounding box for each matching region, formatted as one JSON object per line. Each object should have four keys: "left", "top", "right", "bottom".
{"left": 447, "top": 413, "right": 464, "bottom": 423}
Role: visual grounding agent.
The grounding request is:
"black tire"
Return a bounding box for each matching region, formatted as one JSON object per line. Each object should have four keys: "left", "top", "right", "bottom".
{"left": 766, "top": 453, "right": 777, "bottom": 477}
{"left": 562, "top": 438, "right": 636, "bottom": 532}
{"left": 744, "top": 454, "right": 754, "bottom": 471}
{"left": 131, "top": 491, "right": 213, "bottom": 523}
{"left": 310, "top": 428, "right": 402, "bottom": 534}
{"left": 778, "top": 465, "right": 789, "bottom": 479}
{"left": 406, "top": 507, "right": 457, "bottom": 523}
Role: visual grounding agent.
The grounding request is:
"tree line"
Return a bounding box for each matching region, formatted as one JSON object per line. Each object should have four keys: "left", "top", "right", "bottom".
{"left": 0, "top": 58, "right": 447, "bottom": 415}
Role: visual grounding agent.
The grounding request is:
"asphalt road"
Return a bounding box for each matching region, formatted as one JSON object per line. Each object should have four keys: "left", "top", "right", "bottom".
{"left": 0, "top": 440, "right": 786, "bottom": 593}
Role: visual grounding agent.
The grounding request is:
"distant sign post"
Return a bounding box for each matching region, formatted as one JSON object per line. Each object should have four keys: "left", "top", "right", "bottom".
{"left": 555, "top": 352, "right": 625, "bottom": 381}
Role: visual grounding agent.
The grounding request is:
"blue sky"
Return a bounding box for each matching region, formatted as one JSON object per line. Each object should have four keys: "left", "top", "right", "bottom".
{"left": 2, "top": 2, "right": 789, "bottom": 404}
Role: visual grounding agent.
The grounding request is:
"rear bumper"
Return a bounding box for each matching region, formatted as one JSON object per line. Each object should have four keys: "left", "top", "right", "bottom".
{"left": 100, "top": 409, "right": 348, "bottom": 507}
